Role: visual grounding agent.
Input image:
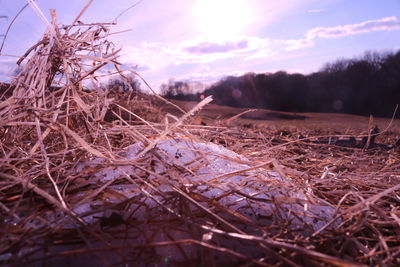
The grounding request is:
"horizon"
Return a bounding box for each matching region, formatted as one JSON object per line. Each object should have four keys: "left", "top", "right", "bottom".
{"left": 0, "top": 0, "right": 400, "bottom": 92}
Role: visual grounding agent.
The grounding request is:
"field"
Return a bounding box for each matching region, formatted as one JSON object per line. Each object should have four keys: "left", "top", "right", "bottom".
{"left": 167, "top": 100, "right": 400, "bottom": 181}
{"left": 169, "top": 99, "right": 400, "bottom": 133}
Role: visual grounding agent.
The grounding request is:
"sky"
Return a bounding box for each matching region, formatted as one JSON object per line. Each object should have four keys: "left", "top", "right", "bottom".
{"left": 0, "top": 0, "right": 400, "bottom": 92}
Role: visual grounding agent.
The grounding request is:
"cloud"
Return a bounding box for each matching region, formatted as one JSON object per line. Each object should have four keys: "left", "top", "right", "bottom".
{"left": 179, "top": 37, "right": 272, "bottom": 63}
{"left": 283, "top": 39, "right": 315, "bottom": 51}
{"left": 307, "top": 9, "right": 325, "bottom": 13}
{"left": 244, "top": 48, "right": 274, "bottom": 60}
{"left": 307, "top": 16, "right": 400, "bottom": 39}
{"left": 120, "top": 36, "right": 272, "bottom": 70}
{"left": 285, "top": 16, "right": 400, "bottom": 51}
{"left": 184, "top": 39, "right": 249, "bottom": 54}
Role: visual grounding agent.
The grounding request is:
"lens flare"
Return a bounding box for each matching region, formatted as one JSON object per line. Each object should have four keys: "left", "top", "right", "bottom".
{"left": 193, "top": 0, "right": 254, "bottom": 40}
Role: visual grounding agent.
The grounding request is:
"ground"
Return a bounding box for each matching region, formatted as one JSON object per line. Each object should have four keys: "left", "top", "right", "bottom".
{"left": 163, "top": 99, "right": 400, "bottom": 265}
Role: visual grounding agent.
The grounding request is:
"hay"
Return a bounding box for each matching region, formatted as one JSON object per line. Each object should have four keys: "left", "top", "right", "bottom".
{"left": 0, "top": 3, "right": 399, "bottom": 266}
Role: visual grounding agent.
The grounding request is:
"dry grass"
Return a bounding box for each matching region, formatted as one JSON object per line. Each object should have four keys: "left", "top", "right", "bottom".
{"left": 190, "top": 117, "right": 400, "bottom": 266}
{"left": 0, "top": 2, "right": 399, "bottom": 266}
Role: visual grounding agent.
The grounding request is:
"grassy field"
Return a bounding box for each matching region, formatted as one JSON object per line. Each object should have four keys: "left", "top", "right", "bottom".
{"left": 168, "top": 99, "right": 400, "bottom": 136}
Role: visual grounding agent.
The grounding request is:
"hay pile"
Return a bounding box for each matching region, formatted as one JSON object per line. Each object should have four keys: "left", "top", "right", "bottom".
{"left": 196, "top": 124, "right": 400, "bottom": 266}
{"left": 0, "top": 3, "right": 399, "bottom": 267}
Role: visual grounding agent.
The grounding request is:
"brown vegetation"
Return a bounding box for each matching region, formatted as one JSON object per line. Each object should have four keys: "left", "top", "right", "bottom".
{"left": 0, "top": 3, "right": 399, "bottom": 266}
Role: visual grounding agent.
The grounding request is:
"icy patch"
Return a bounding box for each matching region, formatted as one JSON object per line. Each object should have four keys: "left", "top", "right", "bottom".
{"left": 69, "top": 137, "right": 338, "bottom": 232}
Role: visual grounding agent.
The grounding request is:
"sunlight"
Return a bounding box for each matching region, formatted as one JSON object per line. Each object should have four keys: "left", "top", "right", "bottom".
{"left": 193, "top": 0, "right": 254, "bottom": 40}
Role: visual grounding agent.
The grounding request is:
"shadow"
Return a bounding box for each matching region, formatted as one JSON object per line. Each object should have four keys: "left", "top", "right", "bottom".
{"left": 243, "top": 111, "right": 307, "bottom": 120}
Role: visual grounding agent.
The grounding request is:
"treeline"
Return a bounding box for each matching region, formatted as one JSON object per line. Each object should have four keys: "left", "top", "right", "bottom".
{"left": 161, "top": 50, "right": 400, "bottom": 117}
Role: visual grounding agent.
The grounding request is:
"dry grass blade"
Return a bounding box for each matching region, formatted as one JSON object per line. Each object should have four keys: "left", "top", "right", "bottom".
{"left": 345, "top": 184, "right": 400, "bottom": 215}
{"left": 60, "top": 124, "right": 110, "bottom": 159}
{"left": 135, "top": 95, "right": 212, "bottom": 158}
{"left": 0, "top": 172, "right": 84, "bottom": 225}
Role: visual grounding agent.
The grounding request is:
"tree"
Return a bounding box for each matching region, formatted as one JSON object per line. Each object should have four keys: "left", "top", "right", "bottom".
{"left": 105, "top": 74, "right": 141, "bottom": 93}
{"left": 160, "top": 49, "right": 400, "bottom": 117}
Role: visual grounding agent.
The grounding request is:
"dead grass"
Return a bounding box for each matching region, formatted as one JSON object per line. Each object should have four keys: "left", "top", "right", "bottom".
{"left": 0, "top": 2, "right": 399, "bottom": 266}
{"left": 190, "top": 118, "right": 400, "bottom": 266}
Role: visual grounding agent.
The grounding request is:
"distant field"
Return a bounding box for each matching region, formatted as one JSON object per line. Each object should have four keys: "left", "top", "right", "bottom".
{"left": 167, "top": 99, "right": 400, "bottom": 135}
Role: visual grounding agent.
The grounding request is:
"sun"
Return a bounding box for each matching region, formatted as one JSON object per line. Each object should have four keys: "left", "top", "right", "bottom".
{"left": 192, "top": 0, "right": 254, "bottom": 40}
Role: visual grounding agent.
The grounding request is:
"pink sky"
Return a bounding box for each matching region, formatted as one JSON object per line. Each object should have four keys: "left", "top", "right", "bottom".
{"left": 1, "top": 0, "right": 400, "bottom": 91}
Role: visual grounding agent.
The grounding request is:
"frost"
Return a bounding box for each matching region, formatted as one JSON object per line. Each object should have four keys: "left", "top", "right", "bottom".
{"left": 70, "top": 137, "right": 338, "bottom": 232}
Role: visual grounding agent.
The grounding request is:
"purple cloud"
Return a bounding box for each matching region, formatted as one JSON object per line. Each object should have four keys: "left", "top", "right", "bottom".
{"left": 185, "top": 39, "right": 249, "bottom": 54}
{"left": 307, "top": 16, "right": 400, "bottom": 39}
{"left": 307, "top": 9, "right": 325, "bottom": 13}
{"left": 285, "top": 16, "right": 400, "bottom": 51}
